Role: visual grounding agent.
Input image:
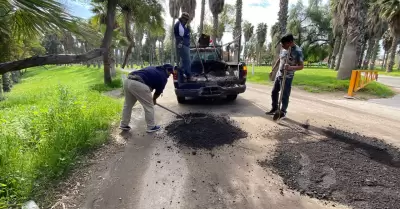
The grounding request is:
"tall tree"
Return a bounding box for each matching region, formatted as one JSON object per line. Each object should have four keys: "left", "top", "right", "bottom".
{"left": 330, "top": 0, "right": 343, "bottom": 69}
{"left": 169, "top": 0, "right": 180, "bottom": 64}
{"left": 378, "top": 0, "right": 400, "bottom": 72}
{"left": 199, "top": 0, "right": 206, "bottom": 35}
{"left": 382, "top": 30, "right": 393, "bottom": 69}
{"left": 233, "top": 0, "right": 242, "bottom": 61}
{"left": 337, "top": 0, "right": 365, "bottom": 79}
{"left": 180, "top": 0, "right": 197, "bottom": 23}
{"left": 209, "top": 0, "right": 225, "bottom": 45}
{"left": 242, "top": 21, "right": 254, "bottom": 62}
{"left": 274, "top": 0, "right": 289, "bottom": 62}
{"left": 256, "top": 23, "right": 268, "bottom": 66}
{"left": 364, "top": 1, "right": 388, "bottom": 69}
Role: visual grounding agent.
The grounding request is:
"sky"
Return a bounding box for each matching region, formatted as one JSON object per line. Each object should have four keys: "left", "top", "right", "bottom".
{"left": 64, "top": 0, "right": 329, "bottom": 44}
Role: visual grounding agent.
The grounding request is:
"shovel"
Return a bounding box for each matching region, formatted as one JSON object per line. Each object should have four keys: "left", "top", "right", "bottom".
{"left": 273, "top": 47, "right": 292, "bottom": 121}
{"left": 156, "top": 104, "right": 192, "bottom": 124}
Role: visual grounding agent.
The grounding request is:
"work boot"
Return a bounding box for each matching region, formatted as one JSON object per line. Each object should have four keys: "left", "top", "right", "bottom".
{"left": 265, "top": 108, "right": 277, "bottom": 115}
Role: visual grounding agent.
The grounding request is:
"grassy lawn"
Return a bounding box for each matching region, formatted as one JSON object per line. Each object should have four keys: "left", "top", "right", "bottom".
{"left": 0, "top": 65, "right": 123, "bottom": 207}
{"left": 376, "top": 68, "right": 400, "bottom": 77}
{"left": 247, "top": 66, "right": 395, "bottom": 98}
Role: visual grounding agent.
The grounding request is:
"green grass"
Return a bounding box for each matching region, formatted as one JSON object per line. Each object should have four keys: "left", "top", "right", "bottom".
{"left": 376, "top": 68, "right": 400, "bottom": 77}
{"left": 247, "top": 66, "right": 396, "bottom": 98}
{"left": 0, "top": 65, "right": 123, "bottom": 207}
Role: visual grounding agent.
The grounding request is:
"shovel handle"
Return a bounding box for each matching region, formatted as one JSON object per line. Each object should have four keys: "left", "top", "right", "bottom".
{"left": 156, "top": 104, "right": 185, "bottom": 119}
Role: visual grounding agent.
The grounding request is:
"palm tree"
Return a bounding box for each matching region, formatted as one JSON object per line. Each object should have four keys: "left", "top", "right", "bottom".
{"left": 377, "top": 0, "right": 400, "bottom": 72}
{"left": 169, "top": 0, "right": 180, "bottom": 64}
{"left": 243, "top": 21, "right": 254, "bottom": 62}
{"left": 0, "top": 0, "right": 94, "bottom": 88}
{"left": 364, "top": 1, "right": 388, "bottom": 69}
{"left": 256, "top": 23, "right": 268, "bottom": 66}
{"left": 180, "top": 0, "right": 197, "bottom": 22}
{"left": 233, "top": 0, "right": 242, "bottom": 61}
{"left": 337, "top": 0, "right": 365, "bottom": 79}
{"left": 278, "top": 0, "right": 289, "bottom": 36}
{"left": 209, "top": 0, "right": 225, "bottom": 45}
{"left": 199, "top": 0, "right": 206, "bottom": 35}
{"left": 382, "top": 30, "right": 393, "bottom": 69}
{"left": 329, "top": 0, "right": 343, "bottom": 69}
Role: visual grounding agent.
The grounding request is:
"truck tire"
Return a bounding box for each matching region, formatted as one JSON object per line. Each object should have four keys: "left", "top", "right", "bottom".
{"left": 177, "top": 96, "right": 186, "bottom": 104}
{"left": 226, "top": 94, "right": 238, "bottom": 101}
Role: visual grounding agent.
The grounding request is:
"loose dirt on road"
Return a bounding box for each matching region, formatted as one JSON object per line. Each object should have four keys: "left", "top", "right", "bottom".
{"left": 259, "top": 127, "right": 400, "bottom": 209}
{"left": 165, "top": 113, "right": 248, "bottom": 150}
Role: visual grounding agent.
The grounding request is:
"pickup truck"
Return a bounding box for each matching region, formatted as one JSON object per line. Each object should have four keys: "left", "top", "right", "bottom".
{"left": 172, "top": 45, "right": 247, "bottom": 104}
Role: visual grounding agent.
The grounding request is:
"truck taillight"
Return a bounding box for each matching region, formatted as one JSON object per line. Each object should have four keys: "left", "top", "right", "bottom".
{"left": 242, "top": 65, "right": 247, "bottom": 78}
{"left": 173, "top": 70, "right": 178, "bottom": 81}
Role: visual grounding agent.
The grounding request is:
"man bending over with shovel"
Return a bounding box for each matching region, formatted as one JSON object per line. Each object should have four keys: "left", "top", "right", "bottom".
{"left": 120, "top": 64, "right": 174, "bottom": 133}
{"left": 266, "top": 34, "right": 304, "bottom": 120}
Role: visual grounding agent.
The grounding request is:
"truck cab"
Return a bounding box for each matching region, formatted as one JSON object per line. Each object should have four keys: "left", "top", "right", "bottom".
{"left": 173, "top": 46, "right": 247, "bottom": 104}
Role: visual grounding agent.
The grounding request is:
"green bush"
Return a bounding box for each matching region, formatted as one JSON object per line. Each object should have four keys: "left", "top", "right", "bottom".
{"left": 0, "top": 66, "right": 122, "bottom": 207}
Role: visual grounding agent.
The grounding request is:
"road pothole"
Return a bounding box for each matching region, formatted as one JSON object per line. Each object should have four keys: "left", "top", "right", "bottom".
{"left": 165, "top": 113, "right": 247, "bottom": 150}
{"left": 259, "top": 127, "right": 400, "bottom": 209}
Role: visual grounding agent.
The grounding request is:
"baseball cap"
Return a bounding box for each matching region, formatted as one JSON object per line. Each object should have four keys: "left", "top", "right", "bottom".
{"left": 162, "top": 64, "right": 174, "bottom": 73}
{"left": 181, "top": 12, "right": 190, "bottom": 20}
{"left": 280, "top": 33, "right": 295, "bottom": 44}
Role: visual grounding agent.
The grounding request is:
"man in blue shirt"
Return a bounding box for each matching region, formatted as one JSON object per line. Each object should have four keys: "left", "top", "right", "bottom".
{"left": 120, "top": 64, "right": 174, "bottom": 133}
{"left": 266, "top": 34, "right": 304, "bottom": 120}
{"left": 174, "top": 12, "right": 194, "bottom": 82}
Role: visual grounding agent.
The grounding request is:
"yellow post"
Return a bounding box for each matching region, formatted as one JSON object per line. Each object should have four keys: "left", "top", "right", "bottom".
{"left": 347, "top": 70, "right": 358, "bottom": 97}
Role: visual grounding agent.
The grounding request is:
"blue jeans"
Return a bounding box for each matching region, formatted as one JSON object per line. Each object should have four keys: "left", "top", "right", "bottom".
{"left": 271, "top": 76, "right": 294, "bottom": 113}
{"left": 177, "top": 45, "right": 192, "bottom": 83}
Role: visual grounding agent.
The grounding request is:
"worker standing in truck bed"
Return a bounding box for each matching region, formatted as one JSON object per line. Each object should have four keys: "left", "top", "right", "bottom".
{"left": 174, "top": 12, "right": 195, "bottom": 83}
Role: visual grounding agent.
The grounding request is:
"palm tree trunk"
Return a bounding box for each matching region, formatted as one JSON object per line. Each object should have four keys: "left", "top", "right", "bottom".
{"left": 101, "top": 0, "right": 117, "bottom": 85}
{"left": 382, "top": 51, "right": 387, "bottom": 70}
{"left": 233, "top": 0, "right": 242, "bottom": 62}
{"left": 384, "top": 51, "right": 389, "bottom": 69}
{"left": 337, "top": 0, "right": 363, "bottom": 80}
{"left": 0, "top": 76, "right": 3, "bottom": 101}
{"left": 369, "top": 38, "right": 379, "bottom": 70}
{"left": 212, "top": 14, "right": 218, "bottom": 45}
{"left": 335, "top": 28, "right": 347, "bottom": 71}
{"left": 2, "top": 73, "right": 11, "bottom": 92}
{"left": 358, "top": 37, "right": 367, "bottom": 68}
{"left": 363, "top": 38, "right": 374, "bottom": 69}
{"left": 386, "top": 36, "right": 399, "bottom": 72}
{"left": 171, "top": 19, "right": 175, "bottom": 65}
{"left": 330, "top": 35, "right": 341, "bottom": 69}
{"left": 199, "top": 0, "right": 205, "bottom": 35}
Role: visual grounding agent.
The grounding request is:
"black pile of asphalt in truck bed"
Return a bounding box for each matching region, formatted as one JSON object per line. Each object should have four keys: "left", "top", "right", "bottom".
{"left": 165, "top": 113, "right": 247, "bottom": 150}
{"left": 259, "top": 127, "right": 400, "bottom": 209}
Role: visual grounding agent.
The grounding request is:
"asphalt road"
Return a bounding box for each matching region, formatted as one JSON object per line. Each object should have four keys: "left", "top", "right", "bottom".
{"left": 72, "top": 81, "right": 400, "bottom": 209}
{"left": 369, "top": 75, "right": 400, "bottom": 108}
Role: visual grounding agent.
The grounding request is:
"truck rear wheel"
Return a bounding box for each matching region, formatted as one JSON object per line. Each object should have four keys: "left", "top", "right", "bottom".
{"left": 226, "top": 94, "right": 238, "bottom": 101}
{"left": 177, "top": 96, "right": 186, "bottom": 104}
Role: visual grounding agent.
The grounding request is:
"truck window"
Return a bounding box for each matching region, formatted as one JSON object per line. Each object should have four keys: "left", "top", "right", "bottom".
{"left": 190, "top": 50, "right": 219, "bottom": 62}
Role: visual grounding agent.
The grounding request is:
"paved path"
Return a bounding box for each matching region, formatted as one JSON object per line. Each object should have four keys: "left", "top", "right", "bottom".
{"left": 66, "top": 81, "right": 400, "bottom": 209}
{"left": 369, "top": 75, "right": 400, "bottom": 108}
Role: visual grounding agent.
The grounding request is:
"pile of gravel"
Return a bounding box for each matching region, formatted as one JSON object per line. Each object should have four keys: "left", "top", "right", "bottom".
{"left": 165, "top": 113, "right": 247, "bottom": 150}
{"left": 260, "top": 128, "right": 400, "bottom": 209}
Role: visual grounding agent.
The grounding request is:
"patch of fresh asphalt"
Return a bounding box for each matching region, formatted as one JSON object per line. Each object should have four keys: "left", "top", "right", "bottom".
{"left": 62, "top": 81, "right": 400, "bottom": 209}
{"left": 260, "top": 127, "right": 400, "bottom": 209}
